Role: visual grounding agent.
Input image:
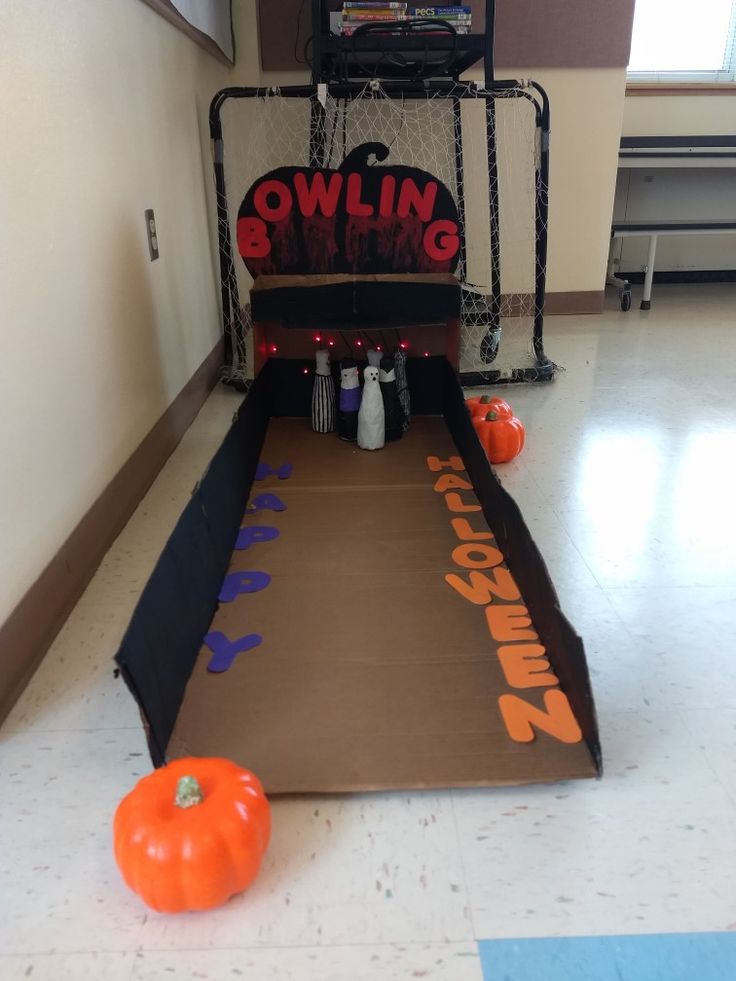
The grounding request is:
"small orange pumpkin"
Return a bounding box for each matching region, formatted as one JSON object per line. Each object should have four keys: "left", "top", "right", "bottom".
{"left": 473, "top": 409, "right": 525, "bottom": 464}
{"left": 466, "top": 394, "right": 513, "bottom": 421}
{"left": 113, "top": 757, "right": 270, "bottom": 913}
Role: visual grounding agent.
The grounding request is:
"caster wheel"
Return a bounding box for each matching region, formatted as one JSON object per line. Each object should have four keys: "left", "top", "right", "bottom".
{"left": 620, "top": 290, "right": 632, "bottom": 312}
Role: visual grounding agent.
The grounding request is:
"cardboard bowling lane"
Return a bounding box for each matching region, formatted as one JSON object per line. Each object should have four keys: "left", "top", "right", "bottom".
{"left": 167, "top": 417, "right": 598, "bottom": 793}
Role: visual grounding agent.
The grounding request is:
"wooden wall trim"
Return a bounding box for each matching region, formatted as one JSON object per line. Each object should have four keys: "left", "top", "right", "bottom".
{"left": 0, "top": 339, "right": 224, "bottom": 725}
{"left": 545, "top": 290, "right": 604, "bottom": 315}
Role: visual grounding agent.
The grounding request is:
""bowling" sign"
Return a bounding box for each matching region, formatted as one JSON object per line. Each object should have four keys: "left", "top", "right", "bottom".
{"left": 237, "top": 142, "right": 461, "bottom": 277}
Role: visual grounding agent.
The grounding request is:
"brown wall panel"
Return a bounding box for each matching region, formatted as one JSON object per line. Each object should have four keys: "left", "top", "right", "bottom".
{"left": 493, "top": 0, "right": 635, "bottom": 68}
{"left": 258, "top": 0, "right": 635, "bottom": 73}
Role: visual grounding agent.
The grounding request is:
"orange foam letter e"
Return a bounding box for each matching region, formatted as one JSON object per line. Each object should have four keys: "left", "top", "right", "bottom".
{"left": 497, "top": 644, "right": 558, "bottom": 688}
{"left": 485, "top": 604, "right": 538, "bottom": 642}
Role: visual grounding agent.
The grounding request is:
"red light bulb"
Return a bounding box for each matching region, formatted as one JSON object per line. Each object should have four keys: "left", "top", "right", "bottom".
{"left": 302, "top": 367, "right": 309, "bottom": 375}
{"left": 399, "top": 341, "right": 408, "bottom": 350}
{"left": 376, "top": 345, "right": 382, "bottom": 351}
{"left": 424, "top": 351, "right": 429, "bottom": 358}
{"left": 328, "top": 339, "right": 335, "bottom": 347}
{"left": 314, "top": 334, "right": 322, "bottom": 343}
{"left": 356, "top": 339, "right": 363, "bottom": 347}
{"left": 270, "top": 344, "right": 278, "bottom": 353}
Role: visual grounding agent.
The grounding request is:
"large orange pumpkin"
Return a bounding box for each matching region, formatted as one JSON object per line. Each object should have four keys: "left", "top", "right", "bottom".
{"left": 473, "top": 410, "right": 526, "bottom": 464}
{"left": 113, "top": 757, "right": 270, "bottom": 913}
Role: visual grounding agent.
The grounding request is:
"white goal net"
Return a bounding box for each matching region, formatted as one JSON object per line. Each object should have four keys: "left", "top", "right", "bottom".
{"left": 211, "top": 80, "right": 553, "bottom": 386}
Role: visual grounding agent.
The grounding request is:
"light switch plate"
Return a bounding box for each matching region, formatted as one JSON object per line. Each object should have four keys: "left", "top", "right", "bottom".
{"left": 144, "top": 209, "right": 159, "bottom": 261}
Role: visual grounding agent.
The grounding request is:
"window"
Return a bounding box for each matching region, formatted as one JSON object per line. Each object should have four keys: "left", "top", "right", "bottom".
{"left": 627, "top": 0, "right": 736, "bottom": 81}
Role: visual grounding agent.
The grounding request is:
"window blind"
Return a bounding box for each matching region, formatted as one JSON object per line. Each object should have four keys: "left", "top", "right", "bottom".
{"left": 627, "top": 0, "right": 736, "bottom": 81}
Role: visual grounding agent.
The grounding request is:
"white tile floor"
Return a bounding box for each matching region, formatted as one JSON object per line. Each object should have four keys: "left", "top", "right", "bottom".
{"left": 2, "top": 284, "right": 736, "bottom": 980}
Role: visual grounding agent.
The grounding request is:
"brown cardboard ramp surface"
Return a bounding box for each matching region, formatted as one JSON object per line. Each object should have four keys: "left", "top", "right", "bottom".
{"left": 169, "top": 417, "right": 597, "bottom": 792}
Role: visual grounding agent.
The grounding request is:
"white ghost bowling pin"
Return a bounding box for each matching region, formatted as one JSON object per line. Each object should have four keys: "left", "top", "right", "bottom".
{"left": 357, "top": 365, "right": 385, "bottom": 450}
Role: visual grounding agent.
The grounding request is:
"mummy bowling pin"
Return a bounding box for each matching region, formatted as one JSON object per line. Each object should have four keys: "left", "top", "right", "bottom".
{"left": 394, "top": 347, "right": 410, "bottom": 432}
{"left": 366, "top": 349, "right": 383, "bottom": 368}
{"left": 357, "top": 366, "right": 385, "bottom": 450}
{"left": 379, "top": 355, "right": 403, "bottom": 442}
{"left": 338, "top": 359, "right": 361, "bottom": 441}
{"left": 311, "top": 349, "right": 335, "bottom": 433}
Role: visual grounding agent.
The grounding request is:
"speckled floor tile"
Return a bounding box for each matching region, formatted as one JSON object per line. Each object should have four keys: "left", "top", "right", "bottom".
{"left": 453, "top": 707, "right": 736, "bottom": 939}
{"left": 603, "top": 587, "right": 736, "bottom": 709}
{"left": 135, "top": 792, "right": 473, "bottom": 949}
{"left": 2, "top": 603, "right": 139, "bottom": 733}
{"left": 0, "top": 952, "right": 134, "bottom": 981}
{"left": 552, "top": 586, "right": 647, "bottom": 713}
{"left": 3, "top": 287, "right": 736, "bottom": 973}
{"left": 681, "top": 708, "right": 736, "bottom": 809}
{"left": 130, "top": 943, "right": 482, "bottom": 981}
{"left": 0, "top": 728, "right": 149, "bottom": 954}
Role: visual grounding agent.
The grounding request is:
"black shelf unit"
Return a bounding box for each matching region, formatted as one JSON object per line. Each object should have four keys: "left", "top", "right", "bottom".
{"left": 311, "top": 1, "right": 496, "bottom": 85}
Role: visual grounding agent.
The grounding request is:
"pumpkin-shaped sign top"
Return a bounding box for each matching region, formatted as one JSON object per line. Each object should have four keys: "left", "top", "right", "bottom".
{"left": 237, "top": 142, "right": 461, "bottom": 278}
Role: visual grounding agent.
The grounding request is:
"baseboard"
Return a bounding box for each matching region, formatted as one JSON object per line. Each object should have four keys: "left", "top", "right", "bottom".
{"left": 545, "top": 291, "right": 604, "bottom": 315}
{"left": 0, "top": 338, "right": 224, "bottom": 725}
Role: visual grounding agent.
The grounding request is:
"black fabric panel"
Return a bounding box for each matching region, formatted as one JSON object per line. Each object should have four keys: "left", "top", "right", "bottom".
{"left": 251, "top": 281, "right": 461, "bottom": 326}
{"left": 265, "top": 356, "right": 446, "bottom": 418}
{"left": 263, "top": 359, "right": 319, "bottom": 417}
{"left": 441, "top": 361, "right": 603, "bottom": 775}
{"left": 405, "top": 355, "right": 446, "bottom": 414}
{"left": 115, "top": 499, "right": 222, "bottom": 766}
{"left": 114, "top": 368, "right": 271, "bottom": 766}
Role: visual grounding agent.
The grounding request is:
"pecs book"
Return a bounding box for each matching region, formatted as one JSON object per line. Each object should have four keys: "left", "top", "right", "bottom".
{"left": 409, "top": 6, "right": 472, "bottom": 14}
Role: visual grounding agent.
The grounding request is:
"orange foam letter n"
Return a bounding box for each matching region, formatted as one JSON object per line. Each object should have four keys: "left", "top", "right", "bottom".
{"left": 498, "top": 690, "right": 583, "bottom": 744}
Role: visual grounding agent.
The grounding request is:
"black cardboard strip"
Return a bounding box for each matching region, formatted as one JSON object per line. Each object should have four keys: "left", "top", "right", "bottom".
{"left": 441, "top": 360, "right": 602, "bottom": 775}
{"left": 251, "top": 280, "right": 461, "bottom": 326}
{"left": 114, "top": 368, "right": 271, "bottom": 765}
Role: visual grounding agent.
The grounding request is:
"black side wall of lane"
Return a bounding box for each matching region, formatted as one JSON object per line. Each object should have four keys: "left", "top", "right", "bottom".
{"left": 442, "top": 360, "right": 602, "bottom": 774}
{"left": 115, "top": 370, "right": 270, "bottom": 766}
{"left": 116, "top": 357, "right": 601, "bottom": 774}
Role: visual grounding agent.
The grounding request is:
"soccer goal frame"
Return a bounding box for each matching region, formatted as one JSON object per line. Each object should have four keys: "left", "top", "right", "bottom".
{"left": 209, "top": 77, "right": 554, "bottom": 387}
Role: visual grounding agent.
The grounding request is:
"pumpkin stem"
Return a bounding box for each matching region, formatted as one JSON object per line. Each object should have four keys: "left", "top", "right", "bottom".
{"left": 340, "top": 141, "right": 390, "bottom": 171}
{"left": 480, "top": 395, "right": 493, "bottom": 404}
{"left": 175, "top": 775, "right": 204, "bottom": 808}
{"left": 484, "top": 411, "right": 499, "bottom": 422}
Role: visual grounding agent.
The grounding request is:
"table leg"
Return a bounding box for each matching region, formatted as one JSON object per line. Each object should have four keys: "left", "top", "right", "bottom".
{"left": 641, "top": 234, "right": 658, "bottom": 310}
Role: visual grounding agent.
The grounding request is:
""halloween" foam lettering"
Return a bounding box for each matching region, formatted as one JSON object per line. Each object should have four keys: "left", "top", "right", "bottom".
{"left": 428, "top": 453, "right": 583, "bottom": 746}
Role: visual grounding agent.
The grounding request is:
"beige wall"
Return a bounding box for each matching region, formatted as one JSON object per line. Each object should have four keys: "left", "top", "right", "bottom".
{"left": 0, "top": 0, "right": 265, "bottom": 624}
{"left": 476, "top": 67, "right": 628, "bottom": 294}
{"left": 623, "top": 94, "right": 736, "bottom": 136}
{"left": 0, "top": 0, "right": 629, "bottom": 628}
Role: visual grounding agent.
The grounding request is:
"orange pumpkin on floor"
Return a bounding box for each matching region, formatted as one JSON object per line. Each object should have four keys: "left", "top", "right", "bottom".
{"left": 473, "top": 409, "right": 525, "bottom": 464}
{"left": 466, "top": 394, "right": 514, "bottom": 421}
{"left": 113, "top": 757, "right": 270, "bottom": 913}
